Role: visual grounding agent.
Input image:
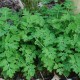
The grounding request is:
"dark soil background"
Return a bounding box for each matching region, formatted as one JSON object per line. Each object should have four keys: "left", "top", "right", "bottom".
{"left": 12, "top": 71, "right": 79, "bottom": 80}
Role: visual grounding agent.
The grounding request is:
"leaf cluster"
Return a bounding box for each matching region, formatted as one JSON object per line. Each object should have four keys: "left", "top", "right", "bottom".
{"left": 0, "top": 0, "right": 80, "bottom": 79}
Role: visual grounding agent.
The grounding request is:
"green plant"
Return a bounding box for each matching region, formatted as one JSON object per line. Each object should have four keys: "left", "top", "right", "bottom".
{"left": 0, "top": 0, "right": 80, "bottom": 79}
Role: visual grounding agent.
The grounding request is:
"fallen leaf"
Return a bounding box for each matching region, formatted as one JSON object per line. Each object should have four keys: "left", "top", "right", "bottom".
{"left": 0, "top": 78, "right": 4, "bottom": 80}
{"left": 51, "top": 73, "right": 60, "bottom": 80}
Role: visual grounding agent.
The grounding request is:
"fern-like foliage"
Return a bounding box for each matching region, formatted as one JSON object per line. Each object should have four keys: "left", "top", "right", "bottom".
{"left": 0, "top": 0, "right": 80, "bottom": 79}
